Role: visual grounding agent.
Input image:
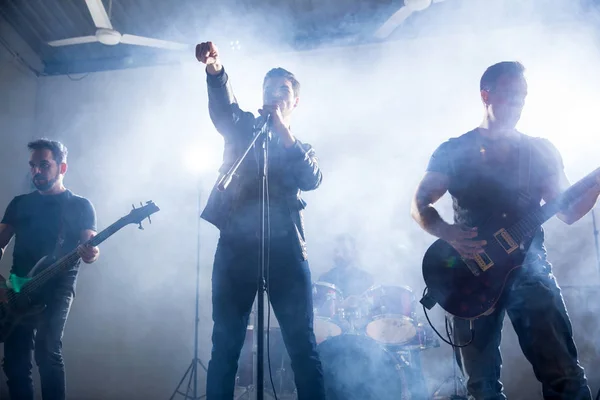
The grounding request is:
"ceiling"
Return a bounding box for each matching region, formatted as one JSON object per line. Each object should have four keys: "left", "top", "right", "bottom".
{"left": 1, "top": 0, "right": 599, "bottom": 76}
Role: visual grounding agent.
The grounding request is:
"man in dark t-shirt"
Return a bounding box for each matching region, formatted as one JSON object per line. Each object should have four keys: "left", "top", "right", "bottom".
{"left": 412, "top": 62, "right": 599, "bottom": 399}
{"left": 0, "top": 139, "right": 99, "bottom": 400}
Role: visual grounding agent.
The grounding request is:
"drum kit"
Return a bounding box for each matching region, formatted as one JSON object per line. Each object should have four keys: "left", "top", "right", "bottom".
{"left": 235, "top": 282, "right": 440, "bottom": 400}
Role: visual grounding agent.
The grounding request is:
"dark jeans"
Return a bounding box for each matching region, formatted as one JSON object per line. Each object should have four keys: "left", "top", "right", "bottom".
{"left": 451, "top": 263, "right": 591, "bottom": 400}
{"left": 3, "top": 290, "right": 73, "bottom": 400}
{"left": 206, "top": 233, "right": 326, "bottom": 400}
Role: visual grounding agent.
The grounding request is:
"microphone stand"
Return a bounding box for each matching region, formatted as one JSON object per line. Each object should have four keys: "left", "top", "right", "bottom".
{"left": 217, "top": 116, "right": 270, "bottom": 400}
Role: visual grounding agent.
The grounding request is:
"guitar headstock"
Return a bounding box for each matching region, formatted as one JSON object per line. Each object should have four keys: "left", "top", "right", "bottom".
{"left": 126, "top": 201, "right": 160, "bottom": 229}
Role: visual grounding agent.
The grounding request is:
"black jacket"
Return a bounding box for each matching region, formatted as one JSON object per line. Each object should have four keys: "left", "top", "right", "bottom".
{"left": 200, "top": 68, "right": 322, "bottom": 260}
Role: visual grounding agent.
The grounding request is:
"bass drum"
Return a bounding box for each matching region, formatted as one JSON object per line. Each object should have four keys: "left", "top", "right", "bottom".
{"left": 317, "top": 335, "right": 405, "bottom": 400}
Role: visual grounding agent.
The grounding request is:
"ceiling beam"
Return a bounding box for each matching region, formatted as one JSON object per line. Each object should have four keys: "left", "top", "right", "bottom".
{"left": 0, "top": 13, "right": 45, "bottom": 76}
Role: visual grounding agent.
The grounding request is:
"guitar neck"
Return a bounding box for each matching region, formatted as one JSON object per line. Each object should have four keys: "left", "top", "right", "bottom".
{"left": 508, "top": 170, "right": 599, "bottom": 243}
{"left": 20, "top": 218, "right": 130, "bottom": 296}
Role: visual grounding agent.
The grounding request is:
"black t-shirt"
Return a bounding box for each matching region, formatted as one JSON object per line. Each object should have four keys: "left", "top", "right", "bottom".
{"left": 1, "top": 190, "right": 97, "bottom": 292}
{"left": 426, "top": 129, "right": 564, "bottom": 258}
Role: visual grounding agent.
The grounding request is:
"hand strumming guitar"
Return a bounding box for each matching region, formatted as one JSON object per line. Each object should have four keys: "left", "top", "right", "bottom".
{"left": 439, "top": 224, "right": 487, "bottom": 260}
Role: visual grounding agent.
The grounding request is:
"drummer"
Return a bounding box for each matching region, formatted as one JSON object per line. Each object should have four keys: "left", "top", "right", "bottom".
{"left": 319, "top": 234, "right": 374, "bottom": 297}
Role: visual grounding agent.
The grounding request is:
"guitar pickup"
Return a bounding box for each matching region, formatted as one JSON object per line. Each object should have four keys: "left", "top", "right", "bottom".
{"left": 493, "top": 229, "right": 519, "bottom": 254}
{"left": 474, "top": 252, "right": 494, "bottom": 271}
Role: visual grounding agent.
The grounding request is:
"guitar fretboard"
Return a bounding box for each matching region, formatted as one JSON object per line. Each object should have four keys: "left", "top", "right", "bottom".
{"left": 506, "top": 171, "right": 599, "bottom": 243}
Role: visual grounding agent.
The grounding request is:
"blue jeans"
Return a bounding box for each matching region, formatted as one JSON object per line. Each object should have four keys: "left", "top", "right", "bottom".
{"left": 3, "top": 289, "right": 73, "bottom": 400}
{"left": 206, "top": 234, "right": 326, "bottom": 400}
{"left": 451, "top": 263, "right": 591, "bottom": 400}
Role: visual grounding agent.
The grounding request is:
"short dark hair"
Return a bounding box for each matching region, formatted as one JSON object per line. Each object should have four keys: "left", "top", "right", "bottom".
{"left": 263, "top": 67, "right": 300, "bottom": 97}
{"left": 480, "top": 61, "right": 525, "bottom": 92}
{"left": 27, "top": 139, "right": 68, "bottom": 164}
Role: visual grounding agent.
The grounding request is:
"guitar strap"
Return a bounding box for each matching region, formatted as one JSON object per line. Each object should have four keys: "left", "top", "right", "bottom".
{"left": 517, "top": 135, "right": 532, "bottom": 212}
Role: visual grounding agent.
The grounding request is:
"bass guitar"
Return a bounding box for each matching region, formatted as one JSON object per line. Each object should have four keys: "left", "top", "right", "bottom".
{"left": 0, "top": 201, "right": 160, "bottom": 342}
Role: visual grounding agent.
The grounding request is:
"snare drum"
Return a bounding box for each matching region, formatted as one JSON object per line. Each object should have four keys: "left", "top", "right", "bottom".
{"left": 312, "top": 282, "right": 344, "bottom": 343}
{"left": 364, "top": 285, "right": 417, "bottom": 345}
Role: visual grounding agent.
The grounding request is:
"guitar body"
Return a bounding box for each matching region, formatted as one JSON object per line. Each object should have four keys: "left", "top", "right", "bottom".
{"left": 0, "top": 301, "right": 46, "bottom": 343}
{"left": 0, "top": 200, "right": 160, "bottom": 343}
{"left": 422, "top": 211, "right": 535, "bottom": 319}
{"left": 0, "top": 256, "right": 55, "bottom": 343}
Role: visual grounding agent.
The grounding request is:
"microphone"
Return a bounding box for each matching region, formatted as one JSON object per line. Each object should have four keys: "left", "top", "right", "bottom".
{"left": 255, "top": 114, "right": 272, "bottom": 139}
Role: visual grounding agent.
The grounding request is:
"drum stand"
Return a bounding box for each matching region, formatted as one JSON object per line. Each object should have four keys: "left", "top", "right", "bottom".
{"left": 431, "top": 352, "right": 467, "bottom": 400}
{"left": 431, "top": 350, "right": 468, "bottom": 400}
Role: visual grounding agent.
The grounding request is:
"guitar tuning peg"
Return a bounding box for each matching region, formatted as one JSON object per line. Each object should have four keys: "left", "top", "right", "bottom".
{"left": 131, "top": 203, "right": 136, "bottom": 210}
{"left": 138, "top": 222, "right": 144, "bottom": 230}
{"left": 140, "top": 201, "right": 143, "bottom": 208}
{"left": 147, "top": 215, "right": 152, "bottom": 224}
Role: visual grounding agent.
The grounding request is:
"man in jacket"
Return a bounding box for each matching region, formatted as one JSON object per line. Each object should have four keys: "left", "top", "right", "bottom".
{"left": 196, "top": 41, "right": 326, "bottom": 400}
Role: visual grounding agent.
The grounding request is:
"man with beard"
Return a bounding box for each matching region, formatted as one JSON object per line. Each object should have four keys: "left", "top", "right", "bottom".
{"left": 411, "top": 61, "right": 597, "bottom": 399}
{"left": 0, "top": 139, "right": 99, "bottom": 400}
{"left": 195, "top": 41, "right": 326, "bottom": 400}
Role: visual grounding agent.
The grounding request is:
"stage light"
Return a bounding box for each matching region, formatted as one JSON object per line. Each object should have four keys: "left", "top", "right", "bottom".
{"left": 182, "top": 143, "right": 221, "bottom": 176}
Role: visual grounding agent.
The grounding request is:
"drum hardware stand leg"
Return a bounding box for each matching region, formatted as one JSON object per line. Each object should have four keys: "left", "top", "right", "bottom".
{"left": 170, "top": 185, "right": 208, "bottom": 400}
{"left": 234, "top": 385, "right": 256, "bottom": 400}
{"left": 432, "top": 349, "right": 467, "bottom": 400}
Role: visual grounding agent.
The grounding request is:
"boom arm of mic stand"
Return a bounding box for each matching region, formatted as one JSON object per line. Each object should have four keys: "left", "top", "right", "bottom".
{"left": 216, "top": 117, "right": 270, "bottom": 192}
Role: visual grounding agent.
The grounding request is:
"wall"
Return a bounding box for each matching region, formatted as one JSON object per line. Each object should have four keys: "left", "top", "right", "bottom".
{"left": 0, "top": 14, "right": 42, "bottom": 399}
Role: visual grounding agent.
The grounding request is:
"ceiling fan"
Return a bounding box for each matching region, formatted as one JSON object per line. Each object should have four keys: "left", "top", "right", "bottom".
{"left": 48, "top": 0, "right": 189, "bottom": 51}
{"left": 374, "top": 0, "right": 449, "bottom": 39}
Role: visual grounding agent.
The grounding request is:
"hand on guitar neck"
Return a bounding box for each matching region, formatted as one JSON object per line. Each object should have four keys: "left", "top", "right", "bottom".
{"left": 438, "top": 224, "right": 487, "bottom": 260}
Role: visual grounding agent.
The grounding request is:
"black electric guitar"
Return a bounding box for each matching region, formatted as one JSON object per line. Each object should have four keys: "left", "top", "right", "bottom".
{"left": 422, "top": 169, "right": 600, "bottom": 319}
{"left": 0, "top": 201, "right": 160, "bottom": 342}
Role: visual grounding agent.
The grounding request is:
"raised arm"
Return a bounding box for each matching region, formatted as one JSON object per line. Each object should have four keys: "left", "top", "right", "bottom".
{"left": 196, "top": 41, "right": 254, "bottom": 139}
{"left": 537, "top": 139, "right": 600, "bottom": 225}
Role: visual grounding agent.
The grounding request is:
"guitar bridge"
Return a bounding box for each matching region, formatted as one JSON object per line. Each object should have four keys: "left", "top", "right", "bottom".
{"left": 493, "top": 228, "right": 519, "bottom": 254}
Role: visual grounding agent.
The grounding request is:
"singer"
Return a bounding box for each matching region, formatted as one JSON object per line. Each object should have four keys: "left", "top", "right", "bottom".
{"left": 195, "top": 42, "right": 326, "bottom": 400}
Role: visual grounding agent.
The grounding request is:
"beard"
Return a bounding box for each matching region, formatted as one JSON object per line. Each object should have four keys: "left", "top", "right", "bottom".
{"left": 33, "top": 172, "right": 59, "bottom": 191}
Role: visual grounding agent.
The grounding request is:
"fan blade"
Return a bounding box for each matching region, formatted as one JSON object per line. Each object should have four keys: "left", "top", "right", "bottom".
{"left": 48, "top": 36, "right": 98, "bottom": 47}
{"left": 120, "top": 34, "right": 190, "bottom": 51}
{"left": 373, "top": 6, "right": 414, "bottom": 39}
{"left": 85, "top": 0, "right": 113, "bottom": 29}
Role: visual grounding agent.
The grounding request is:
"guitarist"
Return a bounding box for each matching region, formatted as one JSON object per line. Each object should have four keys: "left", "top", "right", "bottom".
{"left": 411, "top": 61, "right": 598, "bottom": 399}
{"left": 0, "top": 139, "right": 99, "bottom": 400}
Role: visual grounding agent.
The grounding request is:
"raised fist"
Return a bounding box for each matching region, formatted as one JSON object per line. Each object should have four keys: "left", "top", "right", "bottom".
{"left": 196, "top": 41, "right": 218, "bottom": 62}
{"left": 196, "top": 41, "right": 222, "bottom": 75}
